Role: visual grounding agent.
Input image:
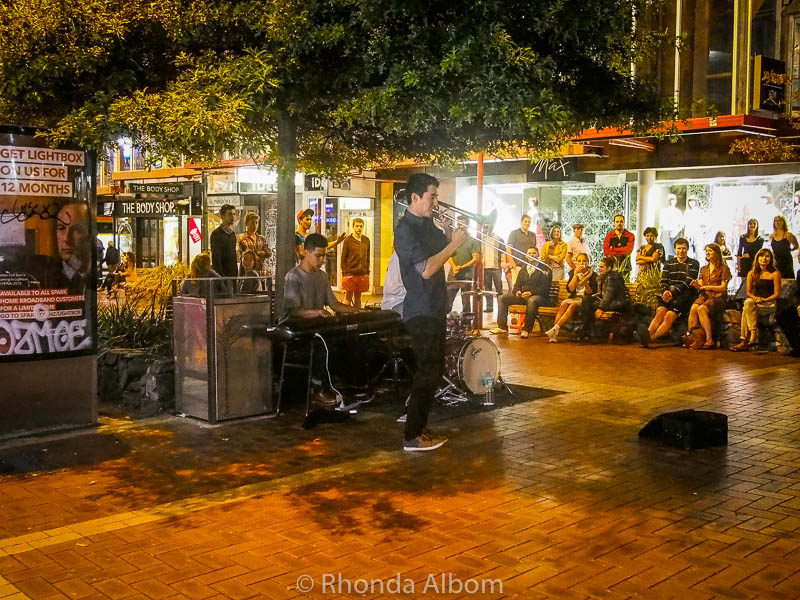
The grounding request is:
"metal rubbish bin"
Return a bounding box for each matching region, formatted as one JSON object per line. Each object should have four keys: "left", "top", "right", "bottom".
{"left": 174, "top": 286, "right": 273, "bottom": 423}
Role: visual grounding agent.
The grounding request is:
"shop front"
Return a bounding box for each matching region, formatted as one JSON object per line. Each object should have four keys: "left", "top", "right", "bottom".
{"left": 302, "top": 174, "right": 378, "bottom": 291}
{"left": 205, "top": 167, "right": 278, "bottom": 276}
{"left": 99, "top": 181, "right": 202, "bottom": 268}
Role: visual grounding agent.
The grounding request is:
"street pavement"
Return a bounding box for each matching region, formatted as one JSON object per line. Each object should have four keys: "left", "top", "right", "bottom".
{"left": 2, "top": 330, "right": 800, "bottom": 599}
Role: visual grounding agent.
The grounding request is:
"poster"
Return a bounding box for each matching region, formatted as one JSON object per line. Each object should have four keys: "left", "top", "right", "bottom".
{"left": 0, "top": 130, "right": 95, "bottom": 360}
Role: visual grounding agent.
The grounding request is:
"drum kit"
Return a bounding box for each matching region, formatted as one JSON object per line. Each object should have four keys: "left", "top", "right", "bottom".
{"left": 438, "top": 311, "right": 510, "bottom": 405}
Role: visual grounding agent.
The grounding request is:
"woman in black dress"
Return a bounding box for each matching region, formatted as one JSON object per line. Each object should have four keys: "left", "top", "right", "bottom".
{"left": 736, "top": 218, "right": 764, "bottom": 279}
{"left": 770, "top": 216, "right": 798, "bottom": 279}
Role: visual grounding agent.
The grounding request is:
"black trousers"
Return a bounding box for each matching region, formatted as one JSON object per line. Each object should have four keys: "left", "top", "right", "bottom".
{"left": 776, "top": 306, "right": 800, "bottom": 352}
{"left": 404, "top": 316, "right": 446, "bottom": 440}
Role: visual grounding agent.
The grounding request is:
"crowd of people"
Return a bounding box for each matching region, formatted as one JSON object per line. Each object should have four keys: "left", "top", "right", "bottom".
{"left": 189, "top": 178, "right": 800, "bottom": 452}
{"left": 480, "top": 208, "right": 800, "bottom": 357}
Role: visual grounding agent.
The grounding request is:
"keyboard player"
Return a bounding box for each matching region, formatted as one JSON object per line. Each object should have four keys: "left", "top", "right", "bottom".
{"left": 282, "top": 233, "right": 360, "bottom": 409}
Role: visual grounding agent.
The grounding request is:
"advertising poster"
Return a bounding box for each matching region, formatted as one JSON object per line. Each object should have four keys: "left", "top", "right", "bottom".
{"left": 0, "top": 129, "right": 95, "bottom": 361}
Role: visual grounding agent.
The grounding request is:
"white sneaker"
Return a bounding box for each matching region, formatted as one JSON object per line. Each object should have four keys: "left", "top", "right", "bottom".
{"left": 545, "top": 327, "right": 556, "bottom": 339}
{"left": 396, "top": 413, "right": 407, "bottom": 423}
{"left": 520, "top": 330, "right": 529, "bottom": 339}
{"left": 490, "top": 327, "right": 508, "bottom": 335}
{"left": 549, "top": 337, "right": 558, "bottom": 343}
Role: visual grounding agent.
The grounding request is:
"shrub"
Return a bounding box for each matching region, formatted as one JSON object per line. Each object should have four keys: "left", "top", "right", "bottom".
{"left": 98, "top": 263, "right": 189, "bottom": 357}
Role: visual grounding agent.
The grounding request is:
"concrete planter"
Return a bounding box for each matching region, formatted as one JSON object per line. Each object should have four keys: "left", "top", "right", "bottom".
{"left": 98, "top": 349, "right": 174, "bottom": 416}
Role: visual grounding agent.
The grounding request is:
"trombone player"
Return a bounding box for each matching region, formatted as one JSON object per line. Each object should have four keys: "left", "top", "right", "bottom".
{"left": 394, "top": 173, "right": 467, "bottom": 452}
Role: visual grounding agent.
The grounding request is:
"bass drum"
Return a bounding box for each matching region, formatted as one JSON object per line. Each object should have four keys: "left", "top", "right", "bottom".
{"left": 444, "top": 336, "right": 500, "bottom": 395}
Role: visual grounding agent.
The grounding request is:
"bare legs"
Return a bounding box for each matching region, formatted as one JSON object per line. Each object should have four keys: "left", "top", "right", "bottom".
{"left": 687, "top": 303, "right": 713, "bottom": 347}
{"left": 648, "top": 306, "right": 678, "bottom": 341}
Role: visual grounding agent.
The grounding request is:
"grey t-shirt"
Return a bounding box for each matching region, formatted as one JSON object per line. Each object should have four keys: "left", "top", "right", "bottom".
{"left": 281, "top": 265, "right": 338, "bottom": 321}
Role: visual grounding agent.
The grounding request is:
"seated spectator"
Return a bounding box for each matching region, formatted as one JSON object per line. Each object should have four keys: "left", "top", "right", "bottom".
{"left": 635, "top": 227, "right": 665, "bottom": 277}
{"left": 491, "top": 247, "right": 553, "bottom": 339}
{"left": 107, "top": 252, "right": 137, "bottom": 297}
{"left": 579, "top": 256, "right": 630, "bottom": 339}
{"left": 685, "top": 243, "right": 732, "bottom": 350}
{"left": 640, "top": 238, "right": 700, "bottom": 346}
{"left": 731, "top": 248, "right": 781, "bottom": 351}
{"left": 238, "top": 250, "right": 262, "bottom": 293}
{"left": 545, "top": 252, "right": 597, "bottom": 343}
{"left": 181, "top": 252, "right": 225, "bottom": 297}
{"left": 775, "top": 269, "right": 800, "bottom": 358}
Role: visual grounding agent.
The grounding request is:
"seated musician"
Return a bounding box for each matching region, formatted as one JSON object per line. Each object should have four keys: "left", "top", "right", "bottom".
{"left": 282, "top": 233, "right": 360, "bottom": 409}
{"left": 491, "top": 247, "right": 553, "bottom": 339}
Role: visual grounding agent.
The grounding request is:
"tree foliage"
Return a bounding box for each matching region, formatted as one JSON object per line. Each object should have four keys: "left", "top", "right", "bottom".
{"left": 0, "top": 0, "right": 670, "bottom": 172}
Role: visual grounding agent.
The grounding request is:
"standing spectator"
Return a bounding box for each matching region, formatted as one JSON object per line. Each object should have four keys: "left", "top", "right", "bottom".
{"left": 603, "top": 214, "right": 635, "bottom": 281}
{"left": 381, "top": 252, "right": 406, "bottom": 317}
{"left": 640, "top": 238, "right": 700, "bottom": 346}
{"left": 210, "top": 204, "right": 238, "bottom": 279}
{"left": 340, "top": 217, "right": 371, "bottom": 308}
{"left": 685, "top": 243, "right": 732, "bottom": 350}
{"left": 736, "top": 219, "right": 764, "bottom": 280}
{"left": 104, "top": 240, "right": 120, "bottom": 274}
{"left": 237, "top": 212, "right": 272, "bottom": 279}
{"left": 480, "top": 222, "right": 504, "bottom": 313}
{"left": 565, "top": 223, "right": 588, "bottom": 271}
{"left": 238, "top": 250, "right": 262, "bottom": 293}
{"left": 659, "top": 194, "right": 684, "bottom": 257}
{"left": 507, "top": 214, "right": 537, "bottom": 270}
{"left": 635, "top": 227, "right": 665, "bottom": 277}
{"left": 295, "top": 208, "right": 314, "bottom": 263}
{"left": 295, "top": 208, "right": 346, "bottom": 264}
{"left": 545, "top": 252, "right": 597, "bottom": 343}
{"left": 95, "top": 236, "right": 105, "bottom": 284}
{"left": 447, "top": 215, "right": 480, "bottom": 312}
{"left": 491, "top": 247, "right": 553, "bottom": 338}
{"left": 714, "top": 231, "right": 734, "bottom": 270}
{"left": 541, "top": 226, "right": 567, "bottom": 280}
{"left": 684, "top": 195, "right": 704, "bottom": 259}
{"left": 769, "top": 215, "right": 799, "bottom": 280}
{"left": 731, "top": 248, "right": 781, "bottom": 351}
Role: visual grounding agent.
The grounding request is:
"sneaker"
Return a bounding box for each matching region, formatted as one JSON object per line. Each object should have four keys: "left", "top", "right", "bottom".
{"left": 396, "top": 413, "right": 407, "bottom": 423}
{"left": 520, "top": 330, "right": 529, "bottom": 339}
{"left": 548, "top": 337, "right": 558, "bottom": 343}
{"left": 403, "top": 433, "right": 448, "bottom": 452}
{"left": 490, "top": 327, "right": 508, "bottom": 335}
{"left": 545, "top": 326, "right": 556, "bottom": 340}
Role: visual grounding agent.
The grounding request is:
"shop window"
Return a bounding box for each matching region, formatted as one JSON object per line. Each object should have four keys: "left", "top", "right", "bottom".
{"left": 791, "top": 16, "right": 800, "bottom": 113}
{"left": 751, "top": 0, "right": 779, "bottom": 59}
{"left": 705, "top": 0, "right": 734, "bottom": 113}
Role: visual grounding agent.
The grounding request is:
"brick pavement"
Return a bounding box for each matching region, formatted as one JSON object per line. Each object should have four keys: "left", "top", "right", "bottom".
{"left": 2, "top": 335, "right": 800, "bottom": 599}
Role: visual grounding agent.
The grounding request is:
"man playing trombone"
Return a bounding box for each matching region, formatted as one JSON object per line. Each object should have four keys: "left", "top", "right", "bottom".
{"left": 394, "top": 173, "right": 467, "bottom": 452}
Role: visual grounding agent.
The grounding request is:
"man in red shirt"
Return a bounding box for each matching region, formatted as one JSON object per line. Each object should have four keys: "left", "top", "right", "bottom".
{"left": 603, "top": 214, "right": 635, "bottom": 280}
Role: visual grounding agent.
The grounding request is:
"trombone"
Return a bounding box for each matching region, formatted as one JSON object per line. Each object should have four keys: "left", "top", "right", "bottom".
{"left": 394, "top": 189, "right": 551, "bottom": 275}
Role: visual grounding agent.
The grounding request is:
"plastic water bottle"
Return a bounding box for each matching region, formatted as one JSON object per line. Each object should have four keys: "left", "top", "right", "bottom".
{"left": 482, "top": 371, "right": 495, "bottom": 406}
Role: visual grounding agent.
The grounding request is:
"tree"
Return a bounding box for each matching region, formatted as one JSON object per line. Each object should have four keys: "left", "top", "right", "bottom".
{"left": 0, "top": 0, "right": 670, "bottom": 306}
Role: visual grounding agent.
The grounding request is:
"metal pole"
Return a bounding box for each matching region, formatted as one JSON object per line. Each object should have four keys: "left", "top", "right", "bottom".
{"left": 474, "top": 153, "right": 485, "bottom": 330}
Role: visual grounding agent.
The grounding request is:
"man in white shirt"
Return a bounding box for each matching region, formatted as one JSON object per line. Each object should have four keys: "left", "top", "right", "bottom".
{"left": 381, "top": 252, "right": 405, "bottom": 317}
{"left": 481, "top": 223, "right": 504, "bottom": 313}
{"left": 565, "top": 223, "right": 589, "bottom": 272}
{"left": 660, "top": 194, "right": 684, "bottom": 257}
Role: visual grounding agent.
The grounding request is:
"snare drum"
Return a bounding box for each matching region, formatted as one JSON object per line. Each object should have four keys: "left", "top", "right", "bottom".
{"left": 444, "top": 336, "right": 500, "bottom": 395}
